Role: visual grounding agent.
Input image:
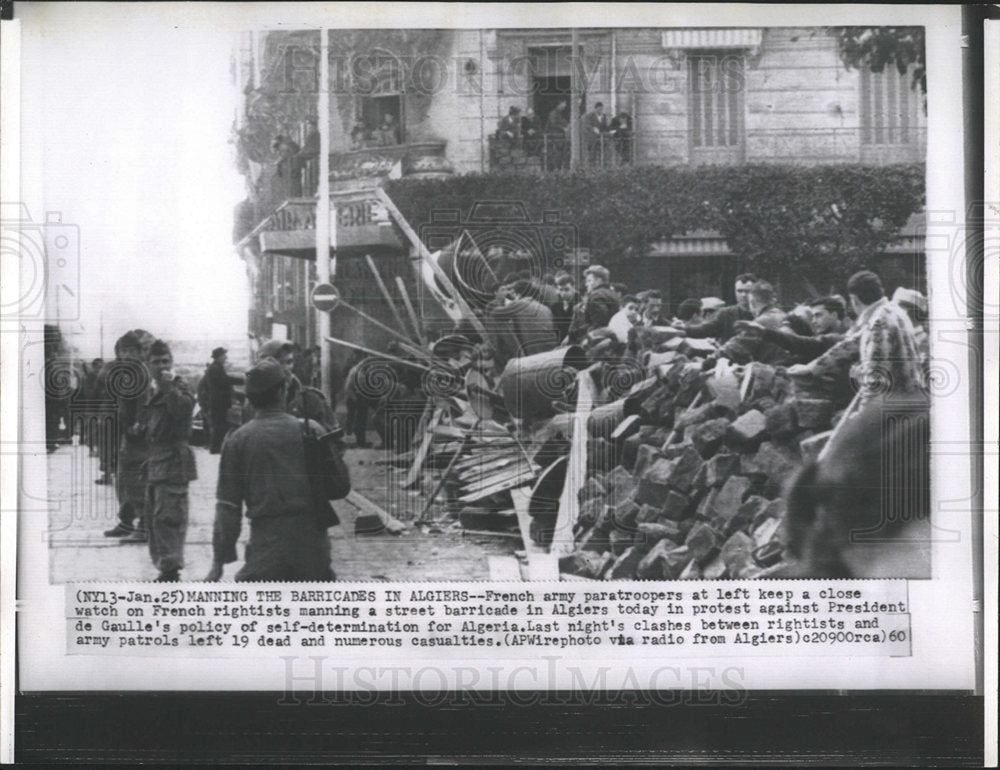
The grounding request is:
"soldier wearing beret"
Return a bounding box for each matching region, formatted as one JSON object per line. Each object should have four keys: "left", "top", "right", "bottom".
{"left": 206, "top": 358, "right": 336, "bottom": 582}
{"left": 255, "top": 339, "right": 337, "bottom": 430}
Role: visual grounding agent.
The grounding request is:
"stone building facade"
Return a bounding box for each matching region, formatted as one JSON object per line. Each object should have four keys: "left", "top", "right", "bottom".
{"left": 231, "top": 27, "right": 926, "bottom": 351}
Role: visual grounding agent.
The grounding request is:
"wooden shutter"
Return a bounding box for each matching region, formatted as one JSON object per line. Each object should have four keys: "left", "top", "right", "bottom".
{"left": 688, "top": 53, "right": 745, "bottom": 164}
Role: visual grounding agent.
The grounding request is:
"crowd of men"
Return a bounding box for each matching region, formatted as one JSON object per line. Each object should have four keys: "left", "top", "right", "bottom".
{"left": 496, "top": 101, "right": 634, "bottom": 170}
{"left": 472, "top": 264, "right": 929, "bottom": 412}
{"left": 57, "top": 257, "right": 928, "bottom": 582}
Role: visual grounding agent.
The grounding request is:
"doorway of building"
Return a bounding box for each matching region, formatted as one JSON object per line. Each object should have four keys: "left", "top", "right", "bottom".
{"left": 533, "top": 76, "right": 574, "bottom": 127}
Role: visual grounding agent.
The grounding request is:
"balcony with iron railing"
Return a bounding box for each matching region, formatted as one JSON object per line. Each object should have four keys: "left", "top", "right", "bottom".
{"left": 489, "top": 132, "right": 636, "bottom": 173}
{"left": 279, "top": 139, "right": 453, "bottom": 200}
{"left": 267, "top": 125, "right": 926, "bottom": 205}
{"left": 487, "top": 125, "right": 927, "bottom": 173}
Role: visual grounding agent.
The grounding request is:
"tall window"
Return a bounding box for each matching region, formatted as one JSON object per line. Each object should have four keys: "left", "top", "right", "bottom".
{"left": 352, "top": 53, "right": 405, "bottom": 147}
{"left": 860, "top": 66, "right": 920, "bottom": 146}
{"left": 687, "top": 53, "right": 745, "bottom": 164}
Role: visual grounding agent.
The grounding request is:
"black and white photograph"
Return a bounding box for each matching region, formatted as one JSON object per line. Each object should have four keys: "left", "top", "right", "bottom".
{"left": 2, "top": 2, "right": 990, "bottom": 764}
{"left": 32, "top": 21, "right": 938, "bottom": 584}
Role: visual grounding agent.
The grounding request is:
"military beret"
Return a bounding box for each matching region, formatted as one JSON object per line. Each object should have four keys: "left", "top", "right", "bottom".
{"left": 245, "top": 358, "right": 285, "bottom": 395}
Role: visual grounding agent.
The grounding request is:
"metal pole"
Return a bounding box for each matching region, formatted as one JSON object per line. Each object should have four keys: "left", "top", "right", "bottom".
{"left": 570, "top": 28, "right": 580, "bottom": 170}
{"left": 611, "top": 30, "right": 617, "bottom": 117}
{"left": 316, "top": 29, "right": 332, "bottom": 396}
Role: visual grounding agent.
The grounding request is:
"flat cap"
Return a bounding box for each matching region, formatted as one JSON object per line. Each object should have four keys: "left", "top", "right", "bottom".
{"left": 211, "top": 346, "right": 227, "bottom": 359}
{"left": 245, "top": 358, "right": 285, "bottom": 395}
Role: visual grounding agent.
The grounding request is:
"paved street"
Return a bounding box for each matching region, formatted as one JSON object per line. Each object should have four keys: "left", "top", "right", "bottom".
{"left": 47, "top": 439, "right": 517, "bottom": 583}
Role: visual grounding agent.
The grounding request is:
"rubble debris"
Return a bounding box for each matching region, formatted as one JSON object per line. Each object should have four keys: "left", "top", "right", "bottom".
{"left": 378, "top": 310, "right": 845, "bottom": 580}
{"left": 535, "top": 336, "right": 839, "bottom": 579}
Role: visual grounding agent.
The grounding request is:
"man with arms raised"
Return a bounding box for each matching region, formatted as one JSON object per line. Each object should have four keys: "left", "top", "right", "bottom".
{"left": 675, "top": 273, "right": 757, "bottom": 343}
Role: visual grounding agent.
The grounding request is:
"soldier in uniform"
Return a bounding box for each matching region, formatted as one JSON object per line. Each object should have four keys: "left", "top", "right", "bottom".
{"left": 256, "top": 339, "right": 337, "bottom": 429}
{"left": 105, "top": 332, "right": 152, "bottom": 541}
{"left": 206, "top": 358, "right": 336, "bottom": 582}
{"left": 142, "top": 339, "right": 198, "bottom": 582}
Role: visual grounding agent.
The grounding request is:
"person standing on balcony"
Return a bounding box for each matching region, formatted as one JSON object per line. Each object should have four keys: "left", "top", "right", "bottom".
{"left": 376, "top": 113, "right": 400, "bottom": 147}
{"left": 544, "top": 101, "right": 570, "bottom": 170}
{"left": 521, "top": 107, "right": 541, "bottom": 158}
{"left": 497, "top": 106, "right": 521, "bottom": 149}
{"left": 272, "top": 134, "right": 302, "bottom": 196}
{"left": 582, "top": 102, "right": 609, "bottom": 167}
{"left": 609, "top": 109, "right": 634, "bottom": 165}
{"left": 350, "top": 120, "right": 372, "bottom": 150}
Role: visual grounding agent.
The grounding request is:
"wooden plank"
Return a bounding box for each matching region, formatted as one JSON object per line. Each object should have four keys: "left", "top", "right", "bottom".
{"left": 402, "top": 407, "right": 443, "bottom": 487}
{"left": 419, "top": 425, "right": 473, "bottom": 523}
{"left": 488, "top": 555, "right": 524, "bottom": 581}
{"left": 454, "top": 452, "right": 519, "bottom": 471}
{"left": 395, "top": 275, "right": 427, "bottom": 346}
{"left": 510, "top": 485, "right": 549, "bottom": 557}
{"left": 611, "top": 413, "right": 642, "bottom": 441}
{"left": 376, "top": 187, "right": 490, "bottom": 342}
{"left": 457, "top": 456, "right": 521, "bottom": 480}
{"left": 459, "top": 460, "right": 537, "bottom": 485}
{"left": 365, "top": 253, "right": 411, "bottom": 341}
{"left": 459, "top": 469, "right": 538, "bottom": 502}
{"left": 550, "top": 368, "right": 598, "bottom": 556}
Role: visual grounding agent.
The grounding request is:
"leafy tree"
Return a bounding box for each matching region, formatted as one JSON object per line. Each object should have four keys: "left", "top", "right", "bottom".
{"left": 833, "top": 26, "right": 926, "bottom": 96}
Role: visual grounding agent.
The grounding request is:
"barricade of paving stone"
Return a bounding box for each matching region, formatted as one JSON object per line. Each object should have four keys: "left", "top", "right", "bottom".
{"left": 560, "top": 357, "right": 840, "bottom": 580}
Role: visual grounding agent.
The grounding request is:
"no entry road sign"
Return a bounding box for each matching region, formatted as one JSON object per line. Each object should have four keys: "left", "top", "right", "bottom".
{"left": 311, "top": 282, "right": 341, "bottom": 312}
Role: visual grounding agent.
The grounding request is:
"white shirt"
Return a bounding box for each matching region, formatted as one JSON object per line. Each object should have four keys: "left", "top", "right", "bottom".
{"left": 608, "top": 308, "right": 637, "bottom": 344}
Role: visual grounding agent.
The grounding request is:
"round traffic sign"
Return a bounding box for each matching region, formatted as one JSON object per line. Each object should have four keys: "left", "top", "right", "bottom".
{"left": 311, "top": 282, "right": 341, "bottom": 312}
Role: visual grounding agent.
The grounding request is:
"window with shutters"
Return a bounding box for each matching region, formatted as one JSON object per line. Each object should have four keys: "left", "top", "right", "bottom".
{"left": 859, "top": 66, "right": 921, "bottom": 146}
{"left": 687, "top": 53, "right": 746, "bottom": 164}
